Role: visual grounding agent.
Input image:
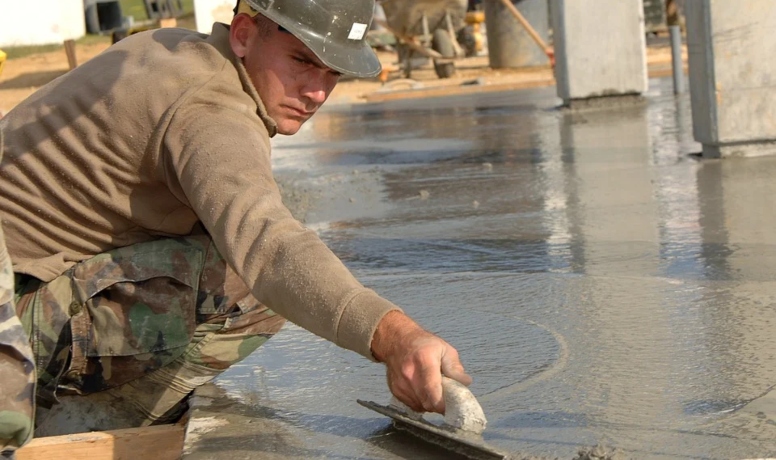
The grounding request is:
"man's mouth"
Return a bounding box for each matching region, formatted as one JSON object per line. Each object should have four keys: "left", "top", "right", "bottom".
{"left": 287, "top": 106, "right": 313, "bottom": 118}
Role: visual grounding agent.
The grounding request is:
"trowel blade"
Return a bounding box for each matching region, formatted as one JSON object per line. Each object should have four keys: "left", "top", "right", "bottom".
{"left": 357, "top": 399, "right": 509, "bottom": 460}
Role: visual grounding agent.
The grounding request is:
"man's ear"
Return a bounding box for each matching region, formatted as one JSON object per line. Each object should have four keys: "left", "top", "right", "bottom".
{"left": 229, "top": 13, "right": 255, "bottom": 58}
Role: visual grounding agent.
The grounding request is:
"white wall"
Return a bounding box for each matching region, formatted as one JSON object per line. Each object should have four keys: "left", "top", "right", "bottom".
{"left": 0, "top": 0, "right": 85, "bottom": 47}
{"left": 194, "top": 0, "right": 234, "bottom": 34}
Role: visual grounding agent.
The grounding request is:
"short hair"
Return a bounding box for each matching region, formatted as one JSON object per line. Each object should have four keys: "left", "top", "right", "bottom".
{"left": 253, "top": 14, "right": 275, "bottom": 39}
{"left": 233, "top": 0, "right": 274, "bottom": 39}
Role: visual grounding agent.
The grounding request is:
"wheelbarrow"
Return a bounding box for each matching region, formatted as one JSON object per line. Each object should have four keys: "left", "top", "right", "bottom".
{"left": 377, "top": 0, "right": 469, "bottom": 79}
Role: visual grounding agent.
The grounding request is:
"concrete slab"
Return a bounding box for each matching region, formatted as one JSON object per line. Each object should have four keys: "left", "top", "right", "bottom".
{"left": 184, "top": 78, "right": 776, "bottom": 459}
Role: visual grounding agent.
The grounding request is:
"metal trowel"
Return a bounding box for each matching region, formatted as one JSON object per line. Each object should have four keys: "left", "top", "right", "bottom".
{"left": 358, "top": 376, "right": 509, "bottom": 460}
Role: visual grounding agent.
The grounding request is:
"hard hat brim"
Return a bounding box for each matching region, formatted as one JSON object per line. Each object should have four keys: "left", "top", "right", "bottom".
{"left": 297, "top": 30, "right": 382, "bottom": 79}
{"left": 280, "top": 21, "right": 382, "bottom": 78}
{"left": 240, "top": 0, "right": 382, "bottom": 78}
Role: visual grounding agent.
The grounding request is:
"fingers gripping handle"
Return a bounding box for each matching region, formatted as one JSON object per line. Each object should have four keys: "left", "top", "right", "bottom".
{"left": 388, "top": 377, "right": 487, "bottom": 435}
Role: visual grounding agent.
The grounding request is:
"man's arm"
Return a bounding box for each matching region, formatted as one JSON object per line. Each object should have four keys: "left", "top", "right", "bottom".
{"left": 371, "top": 310, "right": 472, "bottom": 414}
{"left": 163, "top": 101, "right": 470, "bottom": 412}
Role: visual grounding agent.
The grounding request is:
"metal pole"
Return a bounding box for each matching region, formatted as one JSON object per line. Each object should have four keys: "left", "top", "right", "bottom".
{"left": 670, "top": 25, "right": 684, "bottom": 94}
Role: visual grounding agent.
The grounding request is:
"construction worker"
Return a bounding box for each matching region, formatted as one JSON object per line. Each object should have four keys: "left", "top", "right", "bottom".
{"left": 0, "top": 0, "right": 471, "bottom": 455}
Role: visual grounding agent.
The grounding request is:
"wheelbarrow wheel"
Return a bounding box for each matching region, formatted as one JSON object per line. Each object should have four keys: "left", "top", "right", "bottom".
{"left": 397, "top": 44, "right": 413, "bottom": 78}
{"left": 432, "top": 29, "right": 456, "bottom": 79}
{"left": 457, "top": 26, "right": 478, "bottom": 57}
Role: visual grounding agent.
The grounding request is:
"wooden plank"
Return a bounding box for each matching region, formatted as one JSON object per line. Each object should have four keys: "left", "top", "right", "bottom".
{"left": 16, "top": 424, "right": 184, "bottom": 460}
{"left": 364, "top": 77, "right": 555, "bottom": 103}
{"left": 63, "top": 39, "right": 77, "bottom": 70}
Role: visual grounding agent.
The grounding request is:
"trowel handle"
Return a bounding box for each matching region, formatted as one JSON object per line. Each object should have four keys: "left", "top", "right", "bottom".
{"left": 387, "top": 376, "right": 488, "bottom": 434}
{"left": 441, "top": 376, "right": 487, "bottom": 434}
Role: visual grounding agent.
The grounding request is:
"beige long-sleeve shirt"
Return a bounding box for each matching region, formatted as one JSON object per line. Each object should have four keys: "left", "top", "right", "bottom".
{"left": 0, "top": 23, "right": 399, "bottom": 359}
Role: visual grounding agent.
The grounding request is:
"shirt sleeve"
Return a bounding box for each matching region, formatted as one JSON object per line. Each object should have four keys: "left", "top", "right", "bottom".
{"left": 162, "top": 99, "right": 400, "bottom": 359}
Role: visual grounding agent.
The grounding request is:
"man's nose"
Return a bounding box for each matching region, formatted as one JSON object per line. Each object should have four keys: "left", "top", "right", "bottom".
{"left": 301, "top": 72, "right": 337, "bottom": 105}
{"left": 303, "top": 86, "right": 327, "bottom": 105}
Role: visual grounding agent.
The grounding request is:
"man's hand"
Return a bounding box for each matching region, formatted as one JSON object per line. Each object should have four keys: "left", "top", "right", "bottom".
{"left": 371, "top": 310, "right": 472, "bottom": 414}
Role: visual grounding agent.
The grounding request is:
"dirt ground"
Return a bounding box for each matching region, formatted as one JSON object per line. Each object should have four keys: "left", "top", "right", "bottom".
{"left": 0, "top": 33, "right": 681, "bottom": 116}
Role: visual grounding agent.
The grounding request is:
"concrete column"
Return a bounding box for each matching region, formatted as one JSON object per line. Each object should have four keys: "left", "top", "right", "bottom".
{"left": 483, "top": 0, "right": 550, "bottom": 68}
{"left": 550, "top": 0, "right": 648, "bottom": 107}
{"left": 685, "top": 1, "right": 776, "bottom": 158}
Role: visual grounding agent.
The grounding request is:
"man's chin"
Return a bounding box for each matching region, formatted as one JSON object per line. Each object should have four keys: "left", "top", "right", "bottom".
{"left": 276, "top": 119, "right": 306, "bottom": 136}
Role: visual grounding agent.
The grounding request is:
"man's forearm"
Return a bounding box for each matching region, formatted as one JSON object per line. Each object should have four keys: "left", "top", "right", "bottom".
{"left": 370, "top": 310, "right": 426, "bottom": 362}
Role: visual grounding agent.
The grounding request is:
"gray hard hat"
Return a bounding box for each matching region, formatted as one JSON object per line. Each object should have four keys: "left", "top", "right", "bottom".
{"left": 240, "top": 0, "right": 381, "bottom": 78}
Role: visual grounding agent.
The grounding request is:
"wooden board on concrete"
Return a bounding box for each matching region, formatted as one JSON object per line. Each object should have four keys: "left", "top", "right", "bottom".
{"left": 363, "top": 77, "right": 554, "bottom": 103}
{"left": 16, "top": 424, "right": 184, "bottom": 460}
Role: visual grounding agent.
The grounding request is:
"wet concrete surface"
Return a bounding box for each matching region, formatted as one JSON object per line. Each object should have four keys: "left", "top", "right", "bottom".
{"left": 184, "top": 79, "right": 776, "bottom": 459}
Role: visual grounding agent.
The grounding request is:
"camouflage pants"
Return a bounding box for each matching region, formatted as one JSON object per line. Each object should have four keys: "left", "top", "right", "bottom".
{"left": 14, "top": 233, "right": 286, "bottom": 437}
{"left": 0, "top": 223, "right": 35, "bottom": 457}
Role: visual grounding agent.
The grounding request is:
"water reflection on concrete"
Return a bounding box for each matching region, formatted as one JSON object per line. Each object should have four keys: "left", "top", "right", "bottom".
{"left": 192, "top": 80, "right": 776, "bottom": 459}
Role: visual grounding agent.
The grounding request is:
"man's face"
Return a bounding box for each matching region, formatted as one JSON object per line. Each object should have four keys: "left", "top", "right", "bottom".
{"left": 238, "top": 16, "right": 342, "bottom": 135}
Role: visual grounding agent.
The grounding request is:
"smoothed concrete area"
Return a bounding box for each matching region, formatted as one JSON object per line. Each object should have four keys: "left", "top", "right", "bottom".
{"left": 184, "top": 78, "right": 776, "bottom": 459}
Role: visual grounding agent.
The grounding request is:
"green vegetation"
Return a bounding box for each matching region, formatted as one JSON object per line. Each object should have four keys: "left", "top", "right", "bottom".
{"left": 4, "top": 35, "right": 110, "bottom": 60}
{"left": 119, "top": 0, "right": 195, "bottom": 22}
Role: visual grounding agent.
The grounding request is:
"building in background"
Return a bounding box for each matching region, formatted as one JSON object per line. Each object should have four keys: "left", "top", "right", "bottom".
{"left": 0, "top": 0, "right": 85, "bottom": 47}
{"left": 193, "top": 0, "right": 233, "bottom": 34}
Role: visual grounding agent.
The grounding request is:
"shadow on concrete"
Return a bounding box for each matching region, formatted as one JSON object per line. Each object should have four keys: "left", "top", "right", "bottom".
{"left": 185, "top": 383, "right": 466, "bottom": 459}
{"left": 0, "top": 70, "right": 67, "bottom": 90}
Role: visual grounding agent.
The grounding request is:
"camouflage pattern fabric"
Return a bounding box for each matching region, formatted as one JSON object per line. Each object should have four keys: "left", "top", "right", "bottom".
{"left": 0, "top": 132, "right": 35, "bottom": 456}
{"left": 0, "top": 230, "right": 35, "bottom": 455}
{"left": 95, "top": 299, "right": 285, "bottom": 427}
{"left": 17, "top": 232, "right": 286, "bottom": 432}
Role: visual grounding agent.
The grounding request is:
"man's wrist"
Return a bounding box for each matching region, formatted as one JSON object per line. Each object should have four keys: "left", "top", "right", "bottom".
{"left": 370, "top": 310, "right": 424, "bottom": 362}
